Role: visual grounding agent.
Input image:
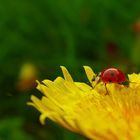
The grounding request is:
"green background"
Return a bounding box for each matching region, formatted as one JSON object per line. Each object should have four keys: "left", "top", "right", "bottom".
{"left": 0, "top": 0, "right": 140, "bottom": 140}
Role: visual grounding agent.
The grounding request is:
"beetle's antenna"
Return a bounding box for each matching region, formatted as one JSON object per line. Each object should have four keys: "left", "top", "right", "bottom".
{"left": 91, "top": 72, "right": 102, "bottom": 89}
{"left": 91, "top": 76, "right": 101, "bottom": 89}
{"left": 127, "top": 80, "right": 137, "bottom": 84}
{"left": 123, "top": 79, "right": 137, "bottom": 87}
{"left": 93, "top": 79, "right": 100, "bottom": 88}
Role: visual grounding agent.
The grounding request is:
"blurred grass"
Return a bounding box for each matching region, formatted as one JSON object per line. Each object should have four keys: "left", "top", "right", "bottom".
{"left": 0, "top": 0, "right": 140, "bottom": 139}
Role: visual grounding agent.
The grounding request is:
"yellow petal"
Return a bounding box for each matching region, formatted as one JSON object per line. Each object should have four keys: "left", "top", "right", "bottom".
{"left": 40, "top": 113, "right": 48, "bottom": 125}
{"left": 83, "top": 66, "right": 96, "bottom": 87}
{"left": 28, "top": 67, "right": 140, "bottom": 140}
{"left": 128, "top": 73, "right": 140, "bottom": 83}
{"left": 60, "top": 66, "right": 73, "bottom": 82}
{"left": 29, "top": 95, "right": 47, "bottom": 113}
{"left": 75, "top": 82, "right": 92, "bottom": 92}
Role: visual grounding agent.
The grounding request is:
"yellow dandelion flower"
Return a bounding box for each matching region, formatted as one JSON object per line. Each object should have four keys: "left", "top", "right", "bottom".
{"left": 28, "top": 66, "right": 140, "bottom": 140}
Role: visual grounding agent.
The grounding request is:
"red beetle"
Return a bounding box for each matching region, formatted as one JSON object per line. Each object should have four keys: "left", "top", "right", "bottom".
{"left": 92, "top": 68, "right": 127, "bottom": 94}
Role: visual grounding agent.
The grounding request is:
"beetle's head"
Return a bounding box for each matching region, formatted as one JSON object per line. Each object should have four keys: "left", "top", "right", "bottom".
{"left": 91, "top": 72, "right": 101, "bottom": 82}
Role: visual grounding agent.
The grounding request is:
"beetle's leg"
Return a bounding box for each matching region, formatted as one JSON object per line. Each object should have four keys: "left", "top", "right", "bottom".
{"left": 104, "top": 83, "right": 109, "bottom": 95}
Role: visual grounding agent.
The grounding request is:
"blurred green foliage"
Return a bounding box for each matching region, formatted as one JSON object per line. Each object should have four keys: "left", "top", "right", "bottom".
{"left": 0, "top": 0, "right": 140, "bottom": 139}
{"left": 0, "top": 118, "right": 32, "bottom": 140}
